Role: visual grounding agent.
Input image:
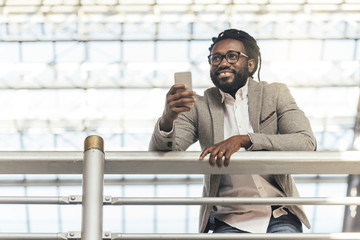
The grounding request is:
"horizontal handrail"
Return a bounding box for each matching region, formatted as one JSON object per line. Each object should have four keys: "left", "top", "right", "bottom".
{"left": 0, "top": 151, "right": 82, "bottom": 174}
{"left": 0, "top": 233, "right": 360, "bottom": 240}
{"left": 1, "top": 196, "right": 359, "bottom": 206}
{"left": 110, "top": 197, "right": 360, "bottom": 206}
{"left": 0, "top": 233, "right": 67, "bottom": 240}
{"left": 0, "top": 151, "right": 359, "bottom": 174}
{"left": 0, "top": 196, "right": 72, "bottom": 204}
{"left": 0, "top": 175, "right": 349, "bottom": 187}
{"left": 110, "top": 233, "right": 360, "bottom": 240}
{"left": 111, "top": 233, "right": 360, "bottom": 240}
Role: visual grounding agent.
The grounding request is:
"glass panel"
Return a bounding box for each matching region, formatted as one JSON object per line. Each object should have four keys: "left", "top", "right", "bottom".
{"left": 22, "top": 42, "right": 54, "bottom": 63}
{"left": 323, "top": 40, "right": 356, "bottom": 61}
{"left": 0, "top": 1, "right": 358, "bottom": 235}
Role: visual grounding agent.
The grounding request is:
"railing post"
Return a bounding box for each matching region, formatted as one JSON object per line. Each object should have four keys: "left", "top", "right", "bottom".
{"left": 82, "top": 135, "right": 105, "bottom": 240}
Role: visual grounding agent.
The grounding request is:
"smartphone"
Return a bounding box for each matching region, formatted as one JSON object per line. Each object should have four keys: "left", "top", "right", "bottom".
{"left": 174, "top": 72, "right": 193, "bottom": 107}
{"left": 174, "top": 72, "right": 192, "bottom": 91}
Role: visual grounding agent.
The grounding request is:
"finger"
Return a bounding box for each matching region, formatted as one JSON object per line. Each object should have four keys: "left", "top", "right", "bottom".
{"left": 184, "top": 90, "right": 196, "bottom": 97}
{"left": 216, "top": 151, "right": 225, "bottom": 168}
{"left": 174, "top": 96, "right": 196, "bottom": 107}
{"left": 168, "top": 91, "right": 196, "bottom": 106}
{"left": 169, "top": 105, "right": 192, "bottom": 114}
{"left": 224, "top": 149, "right": 237, "bottom": 167}
{"left": 199, "top": 148, "right": 211, "bottom": 161}
{"left": 208, "top": 152, "right": 217, "bottom": 167}
{"left": 224, "top": 153, "right": 231, "bottom": 167}
{"left": 168, "top": 98, "right": 193, "bottom": 113}
{"left": 172, "top": 85, "right": 190, "bottom": 98}
{"left": 174, "top": 83, "right": 188, "bottom": 89}
{"left": 166, "top": 85, "right": 187, "bottom": 102}
{"left": 169, "top": 84, "right": 187, "bottom": 94}
{"left": 174, "top": 92, "right": 196, "bottom": 103}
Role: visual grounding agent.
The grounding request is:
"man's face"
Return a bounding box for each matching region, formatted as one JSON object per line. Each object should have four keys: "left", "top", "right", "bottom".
{"left": 210, "top": 39, "right": 251, "bottom": 96}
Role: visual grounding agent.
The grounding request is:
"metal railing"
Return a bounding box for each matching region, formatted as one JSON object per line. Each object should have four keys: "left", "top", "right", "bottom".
{"left": 0, "top": 135, "right": 360, "bottom": 239}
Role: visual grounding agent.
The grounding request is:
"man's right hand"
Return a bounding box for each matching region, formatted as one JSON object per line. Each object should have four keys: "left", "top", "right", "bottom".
{"left": 159, "top": 84, "right": 196, "bottom": 132}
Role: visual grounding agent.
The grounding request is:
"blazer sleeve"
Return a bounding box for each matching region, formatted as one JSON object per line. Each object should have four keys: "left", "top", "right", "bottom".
{"left": 248, "top": 83, "right": 317, "bottom": 151}
{"left": 148, "top": 118, "right": 174, "bottom": 151}
{"left": 149, "top": 104, "right": 199, "bottom": 152}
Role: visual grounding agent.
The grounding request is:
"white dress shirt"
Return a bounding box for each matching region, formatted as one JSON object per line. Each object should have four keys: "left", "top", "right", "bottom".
{"left": 211, "top": 80, "right": 285, "bottom": 233}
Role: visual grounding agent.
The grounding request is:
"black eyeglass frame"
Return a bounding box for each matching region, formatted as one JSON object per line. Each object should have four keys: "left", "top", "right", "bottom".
{"left": 208, "top": 50, "right": 249, "bottom": 65}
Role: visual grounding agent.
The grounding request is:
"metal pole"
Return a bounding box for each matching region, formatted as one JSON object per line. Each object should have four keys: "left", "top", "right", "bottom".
{"left": 81, "top": 135, "right": 104, "bottom": 240}
{"left": 343, "top": 95, "right": 360, "bottom": 231}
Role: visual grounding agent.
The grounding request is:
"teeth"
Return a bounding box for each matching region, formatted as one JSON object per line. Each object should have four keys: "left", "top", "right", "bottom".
{"left": 220, "top": 72, "right": 230, "bottom": 76}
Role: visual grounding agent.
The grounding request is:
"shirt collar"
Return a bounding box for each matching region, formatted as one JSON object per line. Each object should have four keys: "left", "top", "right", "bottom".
{"left": 219, "top": 77, "right": 250, "bottom": 103}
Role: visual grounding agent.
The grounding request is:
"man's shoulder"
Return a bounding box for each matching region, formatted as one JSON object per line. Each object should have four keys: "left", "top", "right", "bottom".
{"left": 250, "top": 79, "right": 288, "bottom": 93}
{"left": 198, "top": 87, "right": 221, "bottom": 101}
{"left": 193, "top": 87, "right": 222, "bottom": 109}
{"left": 203, "top": 86, "right": 219, "bottom": 95}
{"left": 252, "top": 79, "right": 287, "bottom": 88}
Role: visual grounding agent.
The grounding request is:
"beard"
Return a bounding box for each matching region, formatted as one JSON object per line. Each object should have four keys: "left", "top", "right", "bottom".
{"left": 210, "top": 65, "right": 250, "bottom": 96}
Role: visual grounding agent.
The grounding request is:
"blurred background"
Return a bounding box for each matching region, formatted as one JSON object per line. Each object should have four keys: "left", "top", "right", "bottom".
{"left": 0, "top": 0, "right": 359, "bottom": 234}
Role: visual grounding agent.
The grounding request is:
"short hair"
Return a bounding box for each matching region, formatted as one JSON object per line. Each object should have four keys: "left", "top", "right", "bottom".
{"left": 209, "top": 29, "right": 262, "bottom": 81}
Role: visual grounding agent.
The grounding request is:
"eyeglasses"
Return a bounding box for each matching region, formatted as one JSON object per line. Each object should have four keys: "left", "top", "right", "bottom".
{"left": 208, "top": 50, "right": 248, "bottom": 65}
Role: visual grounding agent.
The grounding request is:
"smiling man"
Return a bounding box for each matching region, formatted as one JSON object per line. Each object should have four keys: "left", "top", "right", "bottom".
{"left": 149, "top": 29, "right": 317, "bottom": 234}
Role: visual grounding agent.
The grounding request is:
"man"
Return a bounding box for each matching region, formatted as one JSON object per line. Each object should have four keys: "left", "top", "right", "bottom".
{"left": 149, "top": 29, "right": 316, "bottom": 234}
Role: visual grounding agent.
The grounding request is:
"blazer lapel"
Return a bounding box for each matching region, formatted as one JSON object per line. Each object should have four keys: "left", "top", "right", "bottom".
{"left": 248, "top": 78, "right": 262, "bottom": 133}
{"left": 204, "top": 88, "right": 223, "bottom": 201}
{"left": 206, "top": 88, "right": 224, "bottom": 144}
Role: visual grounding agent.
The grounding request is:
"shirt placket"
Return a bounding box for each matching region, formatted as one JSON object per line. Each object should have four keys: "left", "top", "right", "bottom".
{"left": 234, "top": 98, "right": 246, "bottom": 135}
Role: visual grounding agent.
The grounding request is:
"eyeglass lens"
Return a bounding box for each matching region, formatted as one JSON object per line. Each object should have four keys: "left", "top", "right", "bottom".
{"left": 210, "top": 51, "right": 240, "bottom": 65}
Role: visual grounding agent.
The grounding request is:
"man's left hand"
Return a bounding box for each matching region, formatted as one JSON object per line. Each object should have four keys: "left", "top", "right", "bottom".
{"left": 199, "top": 135, "right": 252, "bottom": 168}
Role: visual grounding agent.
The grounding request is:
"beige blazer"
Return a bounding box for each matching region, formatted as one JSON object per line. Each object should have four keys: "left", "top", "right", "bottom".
{"left": 149, "top": 78, "right": 317, "bottom": 232}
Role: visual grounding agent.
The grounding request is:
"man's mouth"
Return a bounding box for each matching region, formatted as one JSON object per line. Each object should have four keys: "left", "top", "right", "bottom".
{"left": 218, "top": 72, "right": 232, "bottom": 76}
{"left": 217, "top": 70, "right": 234, "bottom": 79}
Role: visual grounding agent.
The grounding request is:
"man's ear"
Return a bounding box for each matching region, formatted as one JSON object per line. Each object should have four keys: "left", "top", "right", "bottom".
{"left": 248, "top": 58, "right": 255, "bottom": 74}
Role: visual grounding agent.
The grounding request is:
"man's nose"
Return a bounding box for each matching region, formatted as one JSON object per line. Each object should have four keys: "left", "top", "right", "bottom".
{"left": 219, "top": 56, "right": 230, "bottom": 66}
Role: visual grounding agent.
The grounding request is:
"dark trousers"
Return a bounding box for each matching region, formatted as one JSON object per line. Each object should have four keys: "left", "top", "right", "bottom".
{"left": 213, "top": 207, "right": 303, "bottom": 233}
